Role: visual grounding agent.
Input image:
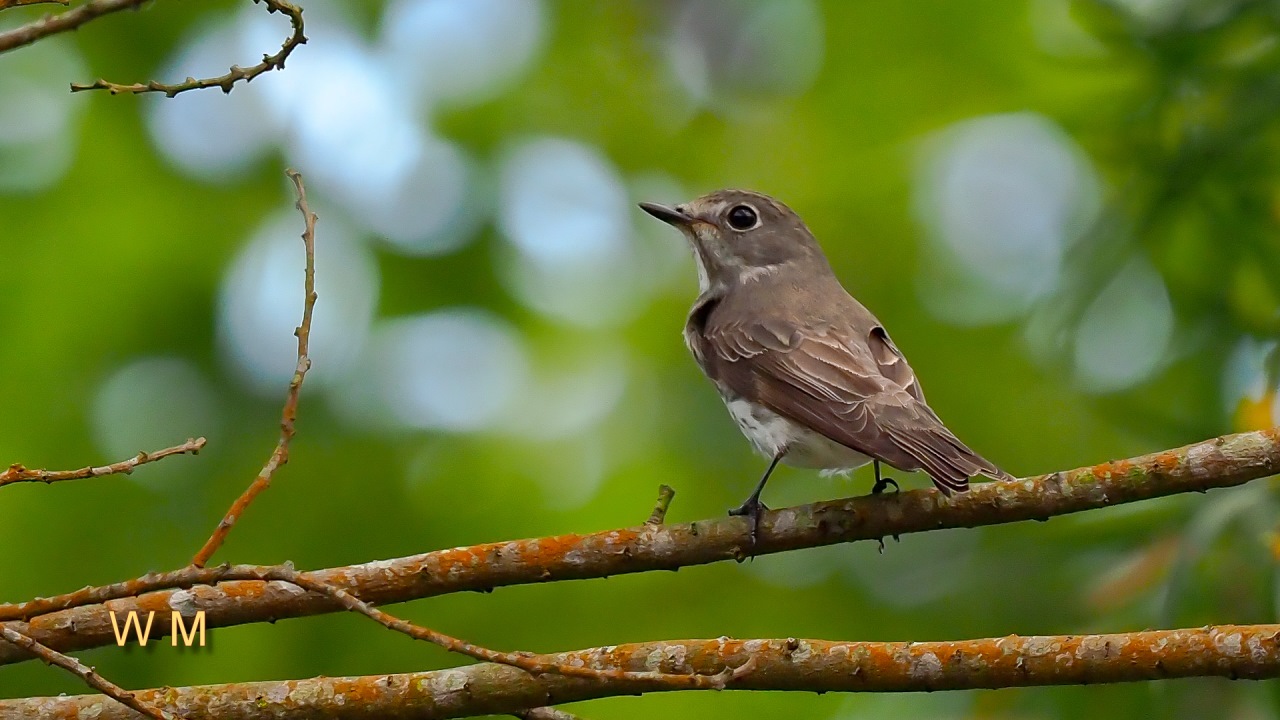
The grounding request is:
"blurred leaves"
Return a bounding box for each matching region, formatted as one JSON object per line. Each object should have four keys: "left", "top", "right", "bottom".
{"left": 2, "top": 1, "right": 1280, "bottom": 718}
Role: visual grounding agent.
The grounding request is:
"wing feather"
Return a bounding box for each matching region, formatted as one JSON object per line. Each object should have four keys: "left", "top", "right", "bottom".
{"left": 704, "top": 320, "right": 1010, "bottom": 494}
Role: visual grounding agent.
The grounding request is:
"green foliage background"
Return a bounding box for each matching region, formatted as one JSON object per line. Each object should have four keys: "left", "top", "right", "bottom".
{"left": 2, "top": 1, "right": 1280, "bottom": 717}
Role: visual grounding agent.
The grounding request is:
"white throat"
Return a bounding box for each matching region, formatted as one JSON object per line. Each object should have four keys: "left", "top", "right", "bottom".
{"left": 690, "top": 245, "right": 711, "bottom": 294}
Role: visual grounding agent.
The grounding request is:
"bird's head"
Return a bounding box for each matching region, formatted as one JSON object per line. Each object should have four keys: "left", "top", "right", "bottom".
{"left": 639, "top": 189, "right": 824, "bottom": 291}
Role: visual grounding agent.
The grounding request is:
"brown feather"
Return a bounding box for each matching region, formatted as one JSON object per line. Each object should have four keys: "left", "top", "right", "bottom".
{"left": 695, "top": 312, "right": 1009, "bottom": 495}
{"left": 665, "top": 187, "right": 1012, "bottom": 494}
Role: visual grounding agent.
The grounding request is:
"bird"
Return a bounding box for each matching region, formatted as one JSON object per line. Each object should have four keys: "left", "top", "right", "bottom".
{"left": 639, "top": 189, "right": 1013, "bottom": 539}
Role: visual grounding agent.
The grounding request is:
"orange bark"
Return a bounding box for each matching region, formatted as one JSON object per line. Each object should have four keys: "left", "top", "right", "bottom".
{"left": 4, "top": 625, "right": 1278, "bottom": 719}
{"left": 3, "top": 429, "right": 1278, "bottom": 667}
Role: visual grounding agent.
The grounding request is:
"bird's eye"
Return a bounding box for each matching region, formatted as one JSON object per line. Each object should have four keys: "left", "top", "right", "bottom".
{"left": 726, "top": 204, "right": 759, "bottom": 231}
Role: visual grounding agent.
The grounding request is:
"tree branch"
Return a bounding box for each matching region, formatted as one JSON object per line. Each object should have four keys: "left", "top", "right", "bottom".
{"left": 5, "top": 625, "right": 1279, "bottom": 719}
{"left": 0, "top": 0, "right": 68, "bottom": 10}
{"left": 272, "top": 564, "right": 745, "bottom": 689}
{"left": 0, "top": 0, "right": 148, "bottom": 55}
{"left": 189, "top": 169, "right": 315, "bottom": 568}
{"left": 516, "top": 709, "right": 588, "bottom": 720}
{"left": 69, "top": 0, "right": 305, "bottom": 96}
{"left": 2, "top": 428, "right": 1274, "bottom": 666}
{"left": 0, "top": 626, "right": 168, "bottom": 720}
{"left": 0, "top": 438, "right": 205, "bottom": 490}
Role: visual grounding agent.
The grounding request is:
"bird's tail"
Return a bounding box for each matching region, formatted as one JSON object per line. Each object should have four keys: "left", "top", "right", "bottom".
{"left": 885, "top": 417, "right": 1013, "bottom": 497}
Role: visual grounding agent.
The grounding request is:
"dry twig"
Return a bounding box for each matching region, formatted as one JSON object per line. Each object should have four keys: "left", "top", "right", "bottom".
{"left": 0, "top": 563, "right": 745, "bottom": 689}
{"left": 266, "top": 565, "right": 745, "bottom": 690}
{"left": 69, "top": 0, "right": 305, "bottom": 96}
{"left": 0, "top": 0, "right": 68, "bottom": 10}
{"left": 190, "top": 169, "right": 316, "bottom": 568}
{"left": 0, "top": 564, "right": 263, "bottom": 622}
{"left": 2, "top": 429, "right": 1277, "bottom": 665}
{"left": 645, "top": 484, "right": 676, "bottom": 525}
{"left": 0, "top": 0, "right": 148, "bottom": 55}
{"left": 6, "top": 625, "right": 1280, "bottom": 719}
{"left": 0, "top": 438, "right": 205, "bottom": 490}
{"left": 0, "top": 626, "right": 168, "bottom": 720}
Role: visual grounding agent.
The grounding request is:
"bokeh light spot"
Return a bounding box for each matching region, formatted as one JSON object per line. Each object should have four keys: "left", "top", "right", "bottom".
{"left": 338, "top": 310, "right": 530, "bottom": 432}
{"left": 504, "top": 340, "right": 630, "bottom": 442}
{"left": 380, "top": 0, "right": 546, "bottom": 107}
{"left": 272, "top": 34, "right": 422, "bottom": 212}
{"left": 91, "top": 357, "right": 221, "bottom": 488}
{"left": 1221, "top": 335, "right": 1278, "bottom": 427}
{"left": 498, "top": 137, "right": 654, "bottom": 327}
{"left": 0, "top": 36, "right": 86, "bottom": 192}
{"left": 666, "top": 0, "right": 824, "bottom": 109}
{"left": 218, "top": 209, "right": 379, "bottom": 396}
{"left": 363, "top": 134, "right": 481, "bottom": 256}
{"left": 1073, "top": 258, "right": 1174, "bottom": 393}
{"left": 915, "top": 112, "right": 1100, "bottom": 325}
{"left": 146, "top": 13, "right": 279, "bottom": 181}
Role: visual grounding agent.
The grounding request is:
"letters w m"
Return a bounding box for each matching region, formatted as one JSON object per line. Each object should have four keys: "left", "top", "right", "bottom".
{"left": 110, "top": 610, "right": 155, "bottom": 646}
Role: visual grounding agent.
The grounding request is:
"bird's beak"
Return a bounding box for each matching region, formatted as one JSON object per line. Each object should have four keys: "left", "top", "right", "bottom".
{"left": 638, "top": 202, "right": 694, "bottom": 227}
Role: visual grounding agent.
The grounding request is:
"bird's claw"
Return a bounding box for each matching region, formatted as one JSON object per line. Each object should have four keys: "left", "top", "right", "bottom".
{"left": 728, "top": 497, "right": 768, "bottom": 557}
{"left": 871, "top": 476, "right": 900, "bottom": 495}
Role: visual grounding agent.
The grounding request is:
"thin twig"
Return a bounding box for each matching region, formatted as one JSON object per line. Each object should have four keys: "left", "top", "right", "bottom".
{"left": 7, "top": 625, "right": 1280, "bottom": 719}
{"left": 646, "top": 484, "right": 675, "bottom": 525}
{"left": 0, "top": 438, "right": 205, "bottom": 490}
{"left": 70, "top": 0, "right": 305, "bottom": 96}
{"left": 0, "top": 0, "right": 148, "bottom": 56}
{"left": 0, "top": 626, "right": 169, "bottom": 720}
{"left": 190, "top": 169, "right": 316, "bottom": 568}
{"left": 3, "top": 429, "right": 1278, "bottom": 665}
{"left": 263, "top": 564, "right": 744, "bottom": 690}
{"left": 0, "top": 0, "right": 69, "bottom": 10}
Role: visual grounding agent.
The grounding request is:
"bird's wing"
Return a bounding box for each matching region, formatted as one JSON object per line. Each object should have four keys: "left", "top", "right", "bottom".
{"left": 704, "top": 319, "right": 1010, "bottom": 494}
{"left": 866, "top": 325, "right": 926, "bottom": 404}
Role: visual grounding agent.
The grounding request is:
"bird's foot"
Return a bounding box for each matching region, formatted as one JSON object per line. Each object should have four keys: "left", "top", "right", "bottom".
{"left": 728, "top": 496, "right": 769, "bottom": 557}
{"left": 871, "top": 476, "right": 900, "bottom": 495}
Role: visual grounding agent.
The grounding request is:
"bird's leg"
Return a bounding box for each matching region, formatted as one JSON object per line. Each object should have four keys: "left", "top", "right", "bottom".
{"left": 729, "top": 453, "right": 782, "bottom": 548}
{"left": 871, "top": 459, "right": 899, "bottom": 495}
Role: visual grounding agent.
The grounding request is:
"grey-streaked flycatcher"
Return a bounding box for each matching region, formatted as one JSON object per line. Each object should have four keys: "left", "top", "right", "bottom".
{"left": 640, "top": 189, "right": 1012, "bottom": 537}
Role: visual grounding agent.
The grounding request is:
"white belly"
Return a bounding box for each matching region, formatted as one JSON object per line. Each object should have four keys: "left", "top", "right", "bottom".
{"left": 723, "top": 397, "right": 872, "bottom": 474}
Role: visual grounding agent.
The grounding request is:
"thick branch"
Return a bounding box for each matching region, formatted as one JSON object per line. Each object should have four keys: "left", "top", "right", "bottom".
{"left": 0, "top": 0, "right": 147, "bottom": 54}
{"left": 1, "top": 429, "right": 1277, "bottom": 666}
{"left": 4, "top": 625, "right": 1279, "bottom": 719}
{"left": 0, "top": 563, "right": 737, "bottom": 699}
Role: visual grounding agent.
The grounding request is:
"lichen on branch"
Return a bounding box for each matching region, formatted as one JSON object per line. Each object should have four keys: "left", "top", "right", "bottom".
{"left": 5, "top": 625, "right": 1279, "bottom": 719}
{"left": 0, "top": 626, "right": 170, "bottom": 720}
{"left": 1, "top": 429, "right": 1277, "bottom": 666}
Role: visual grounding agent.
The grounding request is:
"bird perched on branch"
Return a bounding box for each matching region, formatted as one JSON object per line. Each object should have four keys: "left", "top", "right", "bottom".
{"left": 640, "top": 189, "right": 1012, "bottom": 540}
